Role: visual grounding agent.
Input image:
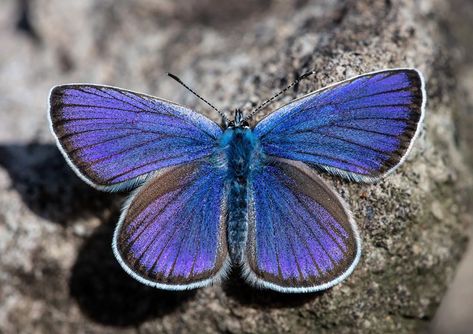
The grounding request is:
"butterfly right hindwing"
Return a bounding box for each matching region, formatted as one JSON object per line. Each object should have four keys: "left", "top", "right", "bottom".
{"left": 243, "top": 158, "right": 360, "bottom": 292}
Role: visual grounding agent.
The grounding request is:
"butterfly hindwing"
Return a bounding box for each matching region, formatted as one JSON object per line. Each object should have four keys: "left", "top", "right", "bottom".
{"left": 244, "top": 158, "right": 360, "bottom": 292}
{"left": 254, "top": 69, "right": 425, "bottom": 182}
{"left": 113, "top": 160, "right": 229, "bottom": 289}
{"left": 49, "top": 84, "right": 222, "bottom": 191}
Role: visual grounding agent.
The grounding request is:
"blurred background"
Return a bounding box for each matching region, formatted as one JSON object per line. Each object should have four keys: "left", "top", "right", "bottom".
{"left": 428, "top": 0, "right": 473, "bottom": 332}
{"left": 0, "top": 0, "right": 472, "bottom": 333}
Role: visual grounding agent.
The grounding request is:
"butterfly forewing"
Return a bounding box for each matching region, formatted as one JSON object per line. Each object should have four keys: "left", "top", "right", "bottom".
{"left": 244, "top": 158, "right": 360, "bottom": 292}
{"left": 49, "top": 84, "right": 222, "bottom": 190}
{"left": 254, "top": 69, "right": 425, "bottom": 182}
{"left": 113, "top": 161, "right": 229, "bottom": 289}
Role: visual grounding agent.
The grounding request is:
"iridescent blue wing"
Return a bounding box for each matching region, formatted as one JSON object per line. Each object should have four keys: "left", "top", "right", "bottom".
{"left": 113, "top": 160, "right": 229, "bottom": 290}
{"left": 254, "top": 69, "right": 426, "bottom": 182}
{"left": 244, "top": 158, "right": 360, "bottom": 292}
{"left": 49, "top": 84, "right": 222, "bottom": 191}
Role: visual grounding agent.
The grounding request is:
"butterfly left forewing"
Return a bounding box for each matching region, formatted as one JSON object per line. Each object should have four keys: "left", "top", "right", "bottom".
{"left": 49, "top": 84, "right": 222, "bottom": 191}
{"left": 113, "top": 160, "right": 229, "bottom": 290}
{"left": 244, "top": 158, "right": 360, "bottom": 292}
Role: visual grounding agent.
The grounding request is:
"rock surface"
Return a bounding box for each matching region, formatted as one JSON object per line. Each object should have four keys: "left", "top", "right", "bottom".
{"left": 0, "top": 0, "right": 471, "bottom": 333}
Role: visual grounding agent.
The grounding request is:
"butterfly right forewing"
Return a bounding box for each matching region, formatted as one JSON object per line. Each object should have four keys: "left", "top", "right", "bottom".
{"left": 254, "top": 69, "right": 425, "bottom": 183}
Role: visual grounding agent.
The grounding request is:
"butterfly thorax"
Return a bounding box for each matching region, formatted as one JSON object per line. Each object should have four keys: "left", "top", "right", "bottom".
{"left": 220, "top": 124, "right": 263, "bottom": 264}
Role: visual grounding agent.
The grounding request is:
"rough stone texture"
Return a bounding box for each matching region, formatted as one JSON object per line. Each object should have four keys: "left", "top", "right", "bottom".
{"left": 0, "top": 0, "right": 471, "bottom": 333}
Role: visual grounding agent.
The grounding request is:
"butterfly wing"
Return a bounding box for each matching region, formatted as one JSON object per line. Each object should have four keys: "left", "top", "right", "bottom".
{"left": 49, "top": 84, "right": 222, "bottom": 191}
{"left": 113, "top": 160, "right": 229, "bottom": 289}
{"left": 244, "top": 158, "right": 360, "bottom": 292}
{"left": 254, "top": 69, "right": 426, "bottom": 182}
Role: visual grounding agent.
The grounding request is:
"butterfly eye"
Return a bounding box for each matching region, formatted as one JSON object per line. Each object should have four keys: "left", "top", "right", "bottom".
{"left": 241, "top": 120, "right": 250, "bottom": 128}
{"left": 228, "top": 121, "right": 235, "bottom": 128}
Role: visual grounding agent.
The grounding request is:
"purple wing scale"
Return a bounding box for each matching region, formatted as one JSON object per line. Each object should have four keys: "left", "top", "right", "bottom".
{"left": 254, "top": 69, "right": 425, "bottom": 182}
{"left": 113, "top": 161, "right": 229, "bottom": 289}
{"left": 244, "top": 158, "right": 360, "bottom": 292}
{"left": 49, "top": 84, "right": 222, "bottom": 190}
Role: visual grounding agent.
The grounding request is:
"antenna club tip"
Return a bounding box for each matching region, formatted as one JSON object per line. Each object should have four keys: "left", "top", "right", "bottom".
{"left": 167, "top": 72, "right": 225, "bottom": 118}
{"left": 300, "top": 70, "right": 316, "bottom": 79}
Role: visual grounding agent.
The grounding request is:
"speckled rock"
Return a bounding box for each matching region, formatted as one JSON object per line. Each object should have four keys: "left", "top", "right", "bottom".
{"left": 0, "top": 0, "right": 471, "bottom": 333}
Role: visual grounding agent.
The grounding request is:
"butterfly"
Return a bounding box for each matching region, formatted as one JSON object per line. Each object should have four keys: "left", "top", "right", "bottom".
{"left": 48, "top": 68, "right": 425, "bottom": 293}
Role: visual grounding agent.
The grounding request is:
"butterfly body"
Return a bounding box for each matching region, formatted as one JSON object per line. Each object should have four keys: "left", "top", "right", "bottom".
{"left": 221, "top": 112, "right": 264, "bottom": 263}
{"left": 49, "top": 68, "right": 426, "bottom": 292}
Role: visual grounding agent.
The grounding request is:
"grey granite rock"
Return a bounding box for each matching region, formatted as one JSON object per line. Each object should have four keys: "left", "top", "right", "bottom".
{"left": 0, "top": 0, "right": 471, "bottom": 333}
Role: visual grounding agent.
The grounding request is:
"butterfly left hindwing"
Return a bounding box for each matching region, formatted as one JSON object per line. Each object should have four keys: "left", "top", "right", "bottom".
{"left": 113, "top": 161, "right": 229, "bottom": 290}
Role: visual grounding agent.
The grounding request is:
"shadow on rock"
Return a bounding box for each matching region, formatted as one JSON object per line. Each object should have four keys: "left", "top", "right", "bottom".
{"left": 222, "top": 267, "right": 323, "bottom": 308}
{"left": 69, "top": 215, "right": 196, "bottom": 326}
{"left": 0, "top": 143, "right": 120, "bottom": 225}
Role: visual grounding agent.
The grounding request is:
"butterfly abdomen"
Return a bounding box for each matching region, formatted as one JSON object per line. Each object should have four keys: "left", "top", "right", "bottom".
{"left": 222, "top": 127, "right": 262, "bottom": 264}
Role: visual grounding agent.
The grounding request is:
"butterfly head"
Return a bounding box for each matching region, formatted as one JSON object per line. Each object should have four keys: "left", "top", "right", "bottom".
{"left": 227, "top": 109, "right": 249, "bottom": 129}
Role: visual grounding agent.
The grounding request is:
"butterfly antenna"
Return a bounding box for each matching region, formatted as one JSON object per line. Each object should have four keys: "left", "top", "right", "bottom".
{"left": 168, "top": 73, "right": 229, "bottom": 122}
{"left": 243, "top": 70, "right": 316, "bottom": 121}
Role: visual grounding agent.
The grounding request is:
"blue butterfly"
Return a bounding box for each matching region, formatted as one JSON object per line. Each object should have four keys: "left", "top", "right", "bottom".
{"left": 48, "top": 68, "right": 425, "bottom": 292}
